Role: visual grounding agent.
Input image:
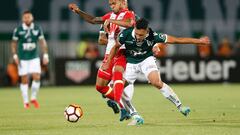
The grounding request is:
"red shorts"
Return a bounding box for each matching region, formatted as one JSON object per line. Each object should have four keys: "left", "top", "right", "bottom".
{"left": 97, "top": 49, "right": 126, "bottom": 80}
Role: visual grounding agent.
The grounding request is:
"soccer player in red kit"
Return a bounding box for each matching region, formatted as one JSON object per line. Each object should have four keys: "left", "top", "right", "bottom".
{"left": 68, "top": 0, "right": 135, "bottom": 107}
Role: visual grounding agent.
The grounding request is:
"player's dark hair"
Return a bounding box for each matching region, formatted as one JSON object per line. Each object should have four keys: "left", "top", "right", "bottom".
{"left": 136, "top": 18, "right": 149, "bottom": 30}
{"left": 23, "top": 10, "right": 32, "bottom": 15}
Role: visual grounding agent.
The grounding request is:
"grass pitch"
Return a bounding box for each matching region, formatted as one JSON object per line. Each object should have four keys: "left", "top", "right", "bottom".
{"left": 0, "top": 84, "right": 240, "bottom": 135}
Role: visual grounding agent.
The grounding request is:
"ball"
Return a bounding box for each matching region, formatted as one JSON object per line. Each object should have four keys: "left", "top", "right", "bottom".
{"left": 64, "top": 104, "right": 83, "bottom": 123}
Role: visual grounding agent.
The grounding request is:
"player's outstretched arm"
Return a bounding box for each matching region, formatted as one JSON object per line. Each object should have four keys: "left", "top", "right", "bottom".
{"left": 106, "top": 18, "right": 134, "bottom": 28}
{"left": 68, "top": 3, "right": 103, "bottom": 24}
{"left": 166, "top": 35, "right": 210, "bottom": 45}
{"left": 104, "top": 19, "right": 134, "bottom": 33}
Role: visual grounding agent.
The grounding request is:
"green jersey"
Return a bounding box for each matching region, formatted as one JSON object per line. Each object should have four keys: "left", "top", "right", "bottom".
{"left": 12, "top": 23, "right": 45, "bottom": 60}
{"left": 118, "top": 27, "right": 167, "bottom": 64}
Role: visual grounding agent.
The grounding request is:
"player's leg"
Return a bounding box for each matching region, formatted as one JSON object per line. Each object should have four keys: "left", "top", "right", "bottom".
{"left": 143, "top": 56, "right": 190, "bottom": 116}
{"left": 95, "top": 55, "right": 115, "bottom": 100}
{"left": 96, "top": 59, "right": 125, "bottom": 109}
{"left": 121, "top": 83, "right": 138, "bottom": 121}
{"left": 102, "top": 81, "right": 120, "bottom": 114}
{"left": 18, "top": 60, "right": 30, "bottom": 109}
{"left": 105, "top": 80, "right": 122, "bottom": 114}
{"left": 112, "top": 65, "right": 125, "bottom": 103}
{"left": 20, "top": 75, "right": 30, "bottom": 109}
{"left": 31, "top": 73, "right": 41, "bottom": 108}
{"left": 122, "top": 83, "right": 144, "bottom": 125}
{"left": 121, "top": 83, "right": 136, "bottom": 115}
{"left": 105, "top": 81, "right": 138, "bottom": 121}
{"left": 112, "top": 53, "right": 126, "bottom": 103}
{"left": 96, "top": 70, "right": 126, "bottom": 111}
{"left": 124, "top": 63, "right": 144, "bottom": 125}
{"left": 98, "top": 53, "right": 126, "bottom": 109}
{"left": 29, "top": 58, "right": 41, "bottom": 108}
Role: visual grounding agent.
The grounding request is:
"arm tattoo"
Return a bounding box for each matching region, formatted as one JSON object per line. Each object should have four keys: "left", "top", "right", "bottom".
{"left": 76, "top": 10, "right": 103, "bottom": 24}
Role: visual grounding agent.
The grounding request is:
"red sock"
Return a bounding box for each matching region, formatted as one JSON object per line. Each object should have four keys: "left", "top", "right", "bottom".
{"left": 113, "top": 71, "right": 124, "bottom": 103}
{"left": 96, "top": 85, "right": 114, "bottom": 100}
{"left": 96, "top": 85, "right": 124, "bottom": 108}
{"left": 118, "top": 99, "right": 124, "bottom": 108}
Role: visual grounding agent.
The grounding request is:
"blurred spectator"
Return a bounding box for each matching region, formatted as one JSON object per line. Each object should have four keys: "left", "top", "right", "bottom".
{"left": 197, "top": 44, "right": 212, "bottom": 58}
{"left": 76, "top": 41, "right": 88, "bottom": 58}
{"left": 7, "top": 59, "right": 19, "bottom": 86}
{"left": 233, "top": 39, "right": 240, "bottom": 56}
{"left": 76, "top": 40, "right": 99, "bottom": 60}
{"left": 84, "top": 41, "right": 99, "bottom": 60}
{"left": 217, "top": 38, "right": 233, "bottom": 57}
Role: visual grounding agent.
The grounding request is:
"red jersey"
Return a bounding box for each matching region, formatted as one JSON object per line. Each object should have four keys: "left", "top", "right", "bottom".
{"left": 101, "top": 9, "right": 135, "bottom": 54}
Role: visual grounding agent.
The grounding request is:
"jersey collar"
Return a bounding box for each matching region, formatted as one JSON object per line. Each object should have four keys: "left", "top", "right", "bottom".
{"left": 22, "top": 23, "right": 34, "bottom": 30}
{"left": 116, "top": 8, "right": 128, "bottom": 15}
{"left": 131, "top": 28, "right": 135, "bottom": 38}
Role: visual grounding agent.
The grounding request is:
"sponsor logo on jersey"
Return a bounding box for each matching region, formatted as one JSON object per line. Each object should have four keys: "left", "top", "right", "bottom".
{"left": 130, "top": 50, "right": 147, "bottom": 56}
{"left": 159, "top": 34, "right": 166, "bottom": 40}
{"left": 125, "top": 41, "right": 134, "bottom": 44}
{"left": 19, "top": 31, "right": 26, "bottom": 35}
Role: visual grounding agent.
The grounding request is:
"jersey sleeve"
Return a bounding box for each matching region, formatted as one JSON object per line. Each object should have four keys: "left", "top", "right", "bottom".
{"left": 134, "top": 13, "right": 141, "bottom": 21}
{"left": 38, "top": 26, "right": 45, "bottom": 40}
{"left": 154, "top": 32, "right": 168, "bottom": 43}
{"left": 12, "top": 28, "right": 19, "bottom": 41}
{"left": 102, "top": 12, "right": 111, "bottom": 21}
{"left": 123, "top": 11, "right": 135, "bottom": 26}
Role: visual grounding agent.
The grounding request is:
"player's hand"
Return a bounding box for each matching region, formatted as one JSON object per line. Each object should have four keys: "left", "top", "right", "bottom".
{"left": 152, "top": 43, "right": 166, "bottom": 58}
{"left": 199, "top": 36, "right": 211, "bottom": 45}
{"left": 43, "top": 58, "right": 49, "bottom": 66}
{"left": 104, "top": 19, "right": 110, "bottom": 33}
{"left": 13, "top": 54, "right": 19, "bottom": 65}
{"left": 42, "top": 54, "right": 49, "bottom": 65}
{"left": 152, "top": 44, "right": 161, "bottom": 57}
{"left": 68, "top": 3, "right": 80, "bottom": 13}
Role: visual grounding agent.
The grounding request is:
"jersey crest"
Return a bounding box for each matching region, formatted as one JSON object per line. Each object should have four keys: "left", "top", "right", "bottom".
{"left": 32, "top": 30, "right": 39, "bottom": 36}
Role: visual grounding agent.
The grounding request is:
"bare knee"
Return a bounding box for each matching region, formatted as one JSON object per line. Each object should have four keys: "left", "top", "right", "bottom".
{"left": 113, "top": 65, "right": 124, "bottom": 72}
{"left": 21, "top": 76, "right": 28, "bottom": 84}
{"left": 96, "top": 76, "right": 109, "bottom": 87}
{"left": 32, "top": 73, "right": 40, "bottom": 81}
{"left": 151, "top": 80, "right": 164, "bottom": 89}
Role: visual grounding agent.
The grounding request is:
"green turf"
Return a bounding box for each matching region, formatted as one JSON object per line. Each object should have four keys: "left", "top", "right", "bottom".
{"left": 0, "top": 84, "right": 240, "bottom": 135}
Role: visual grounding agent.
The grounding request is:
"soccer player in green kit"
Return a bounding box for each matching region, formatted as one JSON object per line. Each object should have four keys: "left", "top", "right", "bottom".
{"left": 11, "top": 11, "right": 49, "bottom": 109}
{"left": 103, "top": 18, "right": 210, "bottom": 125}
